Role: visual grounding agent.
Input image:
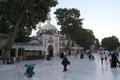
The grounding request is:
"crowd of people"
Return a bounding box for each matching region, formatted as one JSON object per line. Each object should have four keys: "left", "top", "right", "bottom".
{"left": 100, "top": 50, "right": 120, "bottom": 68}
{"left": 22, "top": 49, "right": 120, "bottom": 78}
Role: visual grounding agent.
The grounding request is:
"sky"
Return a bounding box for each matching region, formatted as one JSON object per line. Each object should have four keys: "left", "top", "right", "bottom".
{"left": 32, "top": 0, "right": 120, "bottom": 42}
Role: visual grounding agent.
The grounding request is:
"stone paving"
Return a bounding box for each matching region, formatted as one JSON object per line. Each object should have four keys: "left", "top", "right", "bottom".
{"left": 0, "top": 54, "right": 120, "bottom": 80}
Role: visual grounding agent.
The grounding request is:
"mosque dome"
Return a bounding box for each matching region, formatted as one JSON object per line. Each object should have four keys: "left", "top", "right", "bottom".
{"left": 41, "top": 24, "right": 58, "bottom": 31}
{"left": 37, "top": 24, "right": 59, "bottom": 35}
{"left": 37, "top": 12, "right": 58, "bottom": 35}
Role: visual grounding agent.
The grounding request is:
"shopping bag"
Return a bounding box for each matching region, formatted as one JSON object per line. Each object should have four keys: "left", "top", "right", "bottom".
{"left": 67, "top": 65, "right": 71, "bottom": 70}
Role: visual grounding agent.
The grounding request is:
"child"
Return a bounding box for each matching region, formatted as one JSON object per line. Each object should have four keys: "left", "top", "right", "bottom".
{"left": 104, "top": 55, "right": 108, "bottom": 65}
{"left": 100, "top": 54, "right": 104, "bottom": 64}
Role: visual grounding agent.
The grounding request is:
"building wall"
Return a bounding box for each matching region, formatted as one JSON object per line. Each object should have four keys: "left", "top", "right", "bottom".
{"left": 42, "top": 34, "right": 59, "bottom": 56}
{"left": 23, "top": 50, "right": 41, "bottom": 60}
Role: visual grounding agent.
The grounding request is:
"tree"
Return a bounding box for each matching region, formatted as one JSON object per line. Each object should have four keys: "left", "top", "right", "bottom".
{"left": 0, "top": 0, "right": 58, "bottom": 58}
{"left": 0, "top": 22, "right": 31, "bottom": 42}
{"left": 54, "top": 8, "right": 83, "bottom": 36}
{"left": 14, "top": 30, "right": 30, "bottom": 42}
{"left": 54, "top": 8, "right": 95, "bottom": 50}
{"left": 101, "top": 36, "right": 120, "bottom": 51}
{"left": 0, "top": 17, "right": 10, "bottom": 33}
{"left": 76, "top": 28, "right": 95, "bottom": 50}
{"left": 54, "top": 8, "right": 83, "bottom": 49}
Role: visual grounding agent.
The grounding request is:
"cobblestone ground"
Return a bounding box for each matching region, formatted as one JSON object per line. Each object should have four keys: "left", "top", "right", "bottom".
{"left": 0, "top": 53, "right": 120, "bottom": 80}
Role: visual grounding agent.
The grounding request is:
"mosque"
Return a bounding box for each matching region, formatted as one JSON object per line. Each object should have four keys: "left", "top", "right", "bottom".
{"left": 36, "top": 13, "right": 61, "bottom": 57}
{"left": 0, "top": 13, "right": 83, "bottom": 60}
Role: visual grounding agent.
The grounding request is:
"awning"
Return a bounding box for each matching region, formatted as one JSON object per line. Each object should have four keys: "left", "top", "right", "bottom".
{"left": 24, "top": 46, "right": 43, "bottom": 51}
{"left": 72, "top": 47, "right": 83, "bottom": 50}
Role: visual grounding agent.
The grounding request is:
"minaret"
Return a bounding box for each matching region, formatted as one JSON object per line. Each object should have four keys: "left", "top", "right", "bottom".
{"left": 47, "top": 12, "right": 51, "bottom": 30}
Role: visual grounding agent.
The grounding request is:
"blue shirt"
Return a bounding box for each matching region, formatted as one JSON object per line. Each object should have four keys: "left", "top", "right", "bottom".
{"left": 26, "top": 64, "right": 35, "bottom": 69}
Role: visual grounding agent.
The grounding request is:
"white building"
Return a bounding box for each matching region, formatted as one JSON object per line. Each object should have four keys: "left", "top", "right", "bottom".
{"left": 36, "top": 12, "right": 60, "bottom": 57}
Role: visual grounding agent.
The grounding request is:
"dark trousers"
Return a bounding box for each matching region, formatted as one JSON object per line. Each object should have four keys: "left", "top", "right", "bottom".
{"left": 63, "top": 65, "right": 67, "bottom": 71}
{"left": 101, "top": 59, "right": 103, "bottom": 64}
{"left": 111, "top": 62, "right": 117, "bottom": 68}
{"left": 26, "top": 68, "right": 34, "bottom": 77}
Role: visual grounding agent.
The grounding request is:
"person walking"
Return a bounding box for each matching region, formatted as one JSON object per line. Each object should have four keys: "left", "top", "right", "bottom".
{"left": 61, "top": 56, "right": 70, "bottom": 72}
{"left": 46, "top": 54, "right": 51, "bottom": 65}
{"left": 111, "top": 51, "right": 120, "bottom": 68}
{"left": 88, "top": 51, "right": 94, "bottom": 60}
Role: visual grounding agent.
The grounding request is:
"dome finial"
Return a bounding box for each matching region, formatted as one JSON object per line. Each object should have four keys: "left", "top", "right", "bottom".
{"left": 47, "top": 12, "right": 51, "bottom": 30}
{"left": 47, "top": 12, "right": 51, "bottom": 20}
{"left": 38, "top": 22, "right": 41, "bottom": 30}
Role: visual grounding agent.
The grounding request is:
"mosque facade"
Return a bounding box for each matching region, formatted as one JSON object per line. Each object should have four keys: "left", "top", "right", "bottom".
{"left": 36, "top": 12, "right": 66, "bottom": 57}
{"left": 0, "top": 13, "right": 83, "bottom": 60}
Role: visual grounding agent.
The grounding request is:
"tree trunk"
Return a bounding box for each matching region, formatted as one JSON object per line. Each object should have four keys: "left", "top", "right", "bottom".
{"left": 2, "top": 19, "right": 21, "bottom": 63}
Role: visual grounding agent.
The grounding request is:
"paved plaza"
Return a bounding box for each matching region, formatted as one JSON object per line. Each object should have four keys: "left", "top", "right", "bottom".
{"left": 0, "top": 53, "right": 120, "bottom": 80}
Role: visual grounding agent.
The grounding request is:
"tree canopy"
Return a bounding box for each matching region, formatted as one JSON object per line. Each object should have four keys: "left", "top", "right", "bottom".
{"left": 54, "top": 8, "right": 83, "bottom": 37}
{"left": 0, "top": 0, "right": 58, "bottom": 57}
{"left": 101, "top": 36, "right": 120, "bottom": 51}
{"left": 76, "top": 28, "right": 95, "bottom": 50}
{"left": 54, "top": 8, "right": 95, "bottom": 50}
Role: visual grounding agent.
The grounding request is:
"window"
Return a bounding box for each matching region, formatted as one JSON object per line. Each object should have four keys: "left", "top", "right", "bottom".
{"left": 10, "top": 48, "right": 16, "bottom": 57}
{"left": 0, "top": 50, "right": 2, "bottom": 56}
{"left": 18, "top": 48, "right": 23, "bottom": 57}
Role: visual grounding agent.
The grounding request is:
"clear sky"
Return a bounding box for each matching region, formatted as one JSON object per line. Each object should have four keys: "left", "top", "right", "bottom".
{"left": 32, "top": 0, "right": 120, "bottom": 42}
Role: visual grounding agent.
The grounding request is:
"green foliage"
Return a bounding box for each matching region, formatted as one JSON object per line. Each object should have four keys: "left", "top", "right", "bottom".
{"left": 54, "top": 8, "right": 95, "bottom": 50}
{"left": 0, "top": 17, "right": 10, "bottom": 33}
{"left": 0, "top": 0, "right": 58, "bottom": 57}
{"left": 54, "top": 8, "right": 83, "bottom": 37}
{"left": 14, "top": 30, "right": 30, "bottom": 42}
{"left": 0, "top": 0, "right": 58, "bottom": 33}
{"left": 76, "top": 28, "right": 95, "bottom": 50}
{"left": 0, "top": 0, "right": 58, "bottom": 40}
{"left": 101, "top": 36, "right": 120, "bottom": 51}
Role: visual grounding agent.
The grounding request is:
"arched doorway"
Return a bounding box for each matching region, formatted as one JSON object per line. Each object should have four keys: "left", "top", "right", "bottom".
{"left": 48, "top": 45, "right": 53, "bottom": 57}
